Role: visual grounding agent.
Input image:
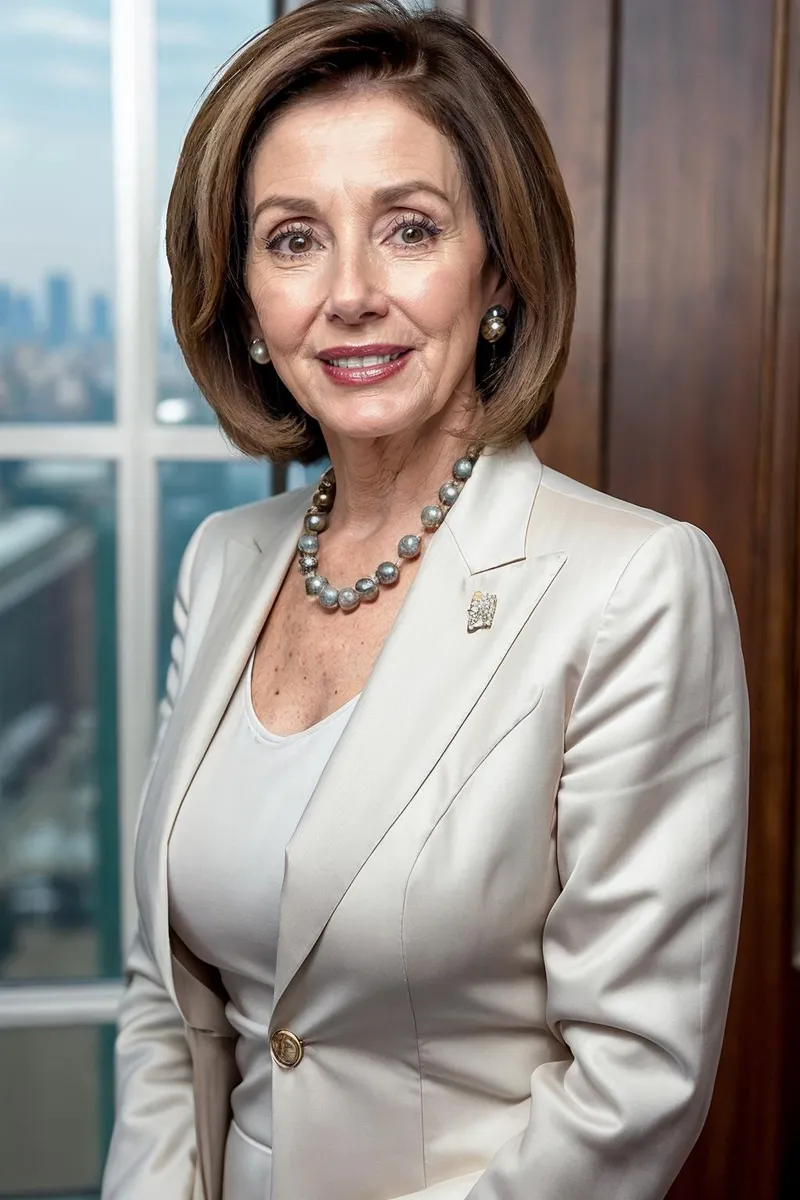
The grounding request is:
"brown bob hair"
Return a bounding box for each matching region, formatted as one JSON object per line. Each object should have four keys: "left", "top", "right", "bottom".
{"left": 166, "top": 0, "right": 575, "bottom": 464}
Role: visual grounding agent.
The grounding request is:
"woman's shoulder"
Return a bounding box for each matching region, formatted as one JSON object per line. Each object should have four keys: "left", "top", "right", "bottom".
{"left": 536, "top": 463, "right": 717, "bottom": 551}
{"left": 538, "top": 464, "right": 674, "bottom": 536}
{"left": 532, "top": 462, "right": 731, "bottom": 602}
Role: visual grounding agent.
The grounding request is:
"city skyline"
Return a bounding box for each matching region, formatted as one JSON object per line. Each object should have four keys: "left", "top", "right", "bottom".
{"left": 0, "top": 272, "right": 113, "bottom": 346}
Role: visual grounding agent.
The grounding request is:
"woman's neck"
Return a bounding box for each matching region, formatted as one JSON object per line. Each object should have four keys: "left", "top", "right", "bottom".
{"left": 320, "top": 424, "right": 476, "bottom": 545}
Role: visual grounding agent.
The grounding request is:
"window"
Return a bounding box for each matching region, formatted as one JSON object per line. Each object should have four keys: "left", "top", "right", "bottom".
{"left": 0, "top": 3, "right": 276, "bottom": 1196}
{"left": 0, "top": 1025, "right": 114, "bottom": 1196}
{"left": 0, "top": 461, "right": 119, "bottom": 984}
{"left": 0, "top": 1, "right": 114, "bottom": 424}
{"left": 156, "top": 0, "right": 270, "bottom": 425}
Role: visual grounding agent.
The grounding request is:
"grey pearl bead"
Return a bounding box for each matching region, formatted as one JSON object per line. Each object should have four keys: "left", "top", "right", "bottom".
{"left": 313, "top": 489, "right": 334, "bottom": 511}
{"left": 486, "top": 304, "right": 507, "bottom": 319}
{"left": 421, "top": 504, "right": 444, "bottom": 529}
{"left": 453, "top": 458, "right": 474, "bottom": 481}
{"left": 398, "top": 534, "right": 421, "bottom": 559}
{"left": 298, "top": 533, "right": 319, "bottom": 554}
{"left": 305, "top": 511, "right": 329, "bottom": 534}
{"left": 298, "top": 554, "right": 318, "bottom": 573}
{"left": 376, "top": 561, "right": 400, "bottom": 586}
{"left": 338, "top": 587, "right": 360, "bottom": 612}
{"left": 355, "top": 576, "right": 379, "bottom": 601}
{"left": 305, "top": 573, "right": 327, "bottom": 596}
{"left": 318, "top": 584, "right": 340, "bottom": 609}
{"left": 439, "top": 481, "right": 460, "bottom": 507}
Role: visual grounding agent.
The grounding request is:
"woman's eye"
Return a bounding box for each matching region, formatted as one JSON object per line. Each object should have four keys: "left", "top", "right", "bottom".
{"left": 392, "top": 216, "right": 441, "bottom": 246}
{"left": 265, "top": 224, "right": 317, "bottom": 257}
{"left": 285, "top": 233, "right": 312, "bottom": 253}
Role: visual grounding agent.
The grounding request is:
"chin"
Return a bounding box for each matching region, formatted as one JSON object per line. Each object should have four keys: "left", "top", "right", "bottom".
{"left": 322, "top": 402, "right": 429, "bottom": 442}
{"left": 329, "top": 419, "right": 418, "bottom": 443}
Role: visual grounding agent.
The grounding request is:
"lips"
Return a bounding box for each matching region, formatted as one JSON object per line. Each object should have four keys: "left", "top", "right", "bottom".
{"left": 318, "top": 348, "right": 413, "bottom": 386}
{"left": 318, "top": 344, "right": 410, "bottom": 361}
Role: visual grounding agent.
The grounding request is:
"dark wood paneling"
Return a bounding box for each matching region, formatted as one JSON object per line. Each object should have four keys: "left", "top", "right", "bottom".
{"left": 607, "top": 3, "right": 786, "bottom": 1198}
{"left": 470, "top": 0, "right": 614, "bottom": 488}
{"left": 607, "top": 1, "right": 772, "bottom": 630}
{"left": 778, "top": 0, "right": 800, "bottom": 1188}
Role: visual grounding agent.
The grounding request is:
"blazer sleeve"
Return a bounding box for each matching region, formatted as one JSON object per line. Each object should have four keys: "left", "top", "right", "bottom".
{"left": 388, "top": 520, "right": 749, "bottom": 1200}
{"left": 102, "top": 514, "right": 217, "bottom": 1200}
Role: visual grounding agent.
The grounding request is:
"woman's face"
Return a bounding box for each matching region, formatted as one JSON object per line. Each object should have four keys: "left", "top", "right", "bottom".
{"left": 244, "top": 89, "right": 512, "bottom": 444}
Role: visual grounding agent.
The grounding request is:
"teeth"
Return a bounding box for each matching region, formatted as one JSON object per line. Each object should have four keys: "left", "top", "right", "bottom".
{"left": 328, "top": 352, "right": 404, "bottom": 368}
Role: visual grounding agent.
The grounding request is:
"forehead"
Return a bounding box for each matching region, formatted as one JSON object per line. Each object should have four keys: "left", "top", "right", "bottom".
{"left": 247, "top": 90, "right": 466, "bottom": 209}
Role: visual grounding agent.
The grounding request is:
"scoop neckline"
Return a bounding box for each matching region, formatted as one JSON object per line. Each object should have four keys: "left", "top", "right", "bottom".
{"left": 244, "top": 650, "right": 361, "bottom": 745}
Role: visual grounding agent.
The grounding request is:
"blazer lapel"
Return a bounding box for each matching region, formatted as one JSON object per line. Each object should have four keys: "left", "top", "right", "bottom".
{"left": 272, "top": 440, "right": 566, "bottom": 1010}
{"left": 137, "top": 486, "right": 313, "bottom": 996}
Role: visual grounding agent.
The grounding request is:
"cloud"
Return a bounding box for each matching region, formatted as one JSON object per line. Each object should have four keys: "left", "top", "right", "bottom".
{"left": 157, "top": 20, "right": 206, "bottom": 49}
{"left": 0, "top": 116, "right": 25, "bottom": 155}
{"left": 9, "top": 6, "right": 109, "bottom": 47}
{"left": 40, "top": 60, "right": 109, "bottom": 91}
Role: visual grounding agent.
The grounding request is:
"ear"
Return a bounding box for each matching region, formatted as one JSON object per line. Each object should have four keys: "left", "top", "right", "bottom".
{"left": 491, "top": 274, "right": 516, "bottom": 317}
{"left": 481, "top": 257, "right": 516, "bottom": 318}
{"left": 240, "top": 292, "right": 263, "bottom": 342}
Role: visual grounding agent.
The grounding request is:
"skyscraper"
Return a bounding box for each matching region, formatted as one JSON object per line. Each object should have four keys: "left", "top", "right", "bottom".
{"left": 10, "top": 293, "right": 37, "bottom": 341}
{"left": 0, "top": 284, "right": 10, "bottom": 332}
{"left": 88, "top": 292, "right": 112, "bottom": 341}
{"left": 46, "top": 273, "right": 73, "bottom": 346}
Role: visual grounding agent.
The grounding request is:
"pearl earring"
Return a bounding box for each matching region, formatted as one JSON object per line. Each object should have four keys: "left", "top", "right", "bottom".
{"left": 249, "top": 338, "right": 270, "bottom": 365}
{"left": 480, "top": 305, "right": 507, "bottom": 342}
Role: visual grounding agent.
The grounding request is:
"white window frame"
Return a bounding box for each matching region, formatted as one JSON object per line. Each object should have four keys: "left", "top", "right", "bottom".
{"left": 0, "top": 0, "right": 274, "bottom": 1031}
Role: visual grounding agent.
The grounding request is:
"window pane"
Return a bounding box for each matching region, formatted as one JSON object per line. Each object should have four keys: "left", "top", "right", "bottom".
{"left": 0, "top": 461, "right": 118, "bottom": 982}
{"left": 0, "top": 2, "right": 114, "bottom": 422}
{"left": 156, "top": 2, "right": 273, "bottom": 426}
{"left": 0, "top": 1025, "right": 112, "bottom": 1196}
{"left": 286, "top": 457, "right": 331, "bottom": 491}
{"left": 158, "top": 460, "right": 273, "bottom": 690}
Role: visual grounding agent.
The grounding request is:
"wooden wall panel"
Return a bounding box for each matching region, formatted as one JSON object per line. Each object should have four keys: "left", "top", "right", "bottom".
{"left": 777, "top": 0, "right": 800, "bottom": 1192}
{"left": 607, "top": 0, "right": 771, "bottom": 626}
{"left": 470, "top": 0, "right": 614, "bottom": 488}
{"left": 607, "top": 3, "right": 787, "bottom": 1198}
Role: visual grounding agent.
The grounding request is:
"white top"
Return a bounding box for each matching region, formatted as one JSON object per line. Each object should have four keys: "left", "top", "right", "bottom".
{"left": 168, "top": 651, "right": 360, "bottom": 1199}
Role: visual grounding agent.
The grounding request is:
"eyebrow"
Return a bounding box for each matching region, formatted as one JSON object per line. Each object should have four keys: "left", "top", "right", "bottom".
{"left": 250, "top": 179, "right": 452, "bottom": 224}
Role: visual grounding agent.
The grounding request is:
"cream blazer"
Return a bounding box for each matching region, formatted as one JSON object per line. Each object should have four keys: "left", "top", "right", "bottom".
{"left": 101, "top": 439, "right": 749, "bottom": 1200}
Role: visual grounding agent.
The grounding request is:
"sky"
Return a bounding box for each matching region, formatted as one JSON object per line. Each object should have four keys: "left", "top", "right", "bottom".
{"left": 0, "top": 1, "right": 273, "bottom": 328}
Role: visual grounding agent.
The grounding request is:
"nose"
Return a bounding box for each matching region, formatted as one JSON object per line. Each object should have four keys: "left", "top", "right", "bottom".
{"left": 323, "top": 236, "right": 388, "bottom": 325}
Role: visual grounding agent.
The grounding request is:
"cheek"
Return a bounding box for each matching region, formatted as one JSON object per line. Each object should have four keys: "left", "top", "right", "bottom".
{"left": 248, "top": 271, "right": 315, "bottom": 348}
{"left": 392, "top": 262, "right": 479, "bottom": 335}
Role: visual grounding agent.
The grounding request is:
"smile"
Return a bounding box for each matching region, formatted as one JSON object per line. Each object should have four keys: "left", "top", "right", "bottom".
{"left": 323, "top": 351, "right": 406, "bottom": 367}
{"left": 318, "top": 349, "right": 412, "bottom": 387}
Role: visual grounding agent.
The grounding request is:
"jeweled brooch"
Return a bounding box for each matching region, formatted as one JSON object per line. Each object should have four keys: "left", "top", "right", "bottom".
{"left": 467, "top": 590, "right": 497, "bottom": 632}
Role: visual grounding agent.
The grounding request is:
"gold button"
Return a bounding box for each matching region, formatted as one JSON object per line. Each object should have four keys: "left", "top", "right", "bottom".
{"left": 270, "top": 1028, "right": 304, "bottom": 1068}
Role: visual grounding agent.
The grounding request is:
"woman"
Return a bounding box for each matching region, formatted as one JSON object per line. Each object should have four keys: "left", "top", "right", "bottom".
{"left": 102, "top": 2, "right": 748, "bottom": 1199}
